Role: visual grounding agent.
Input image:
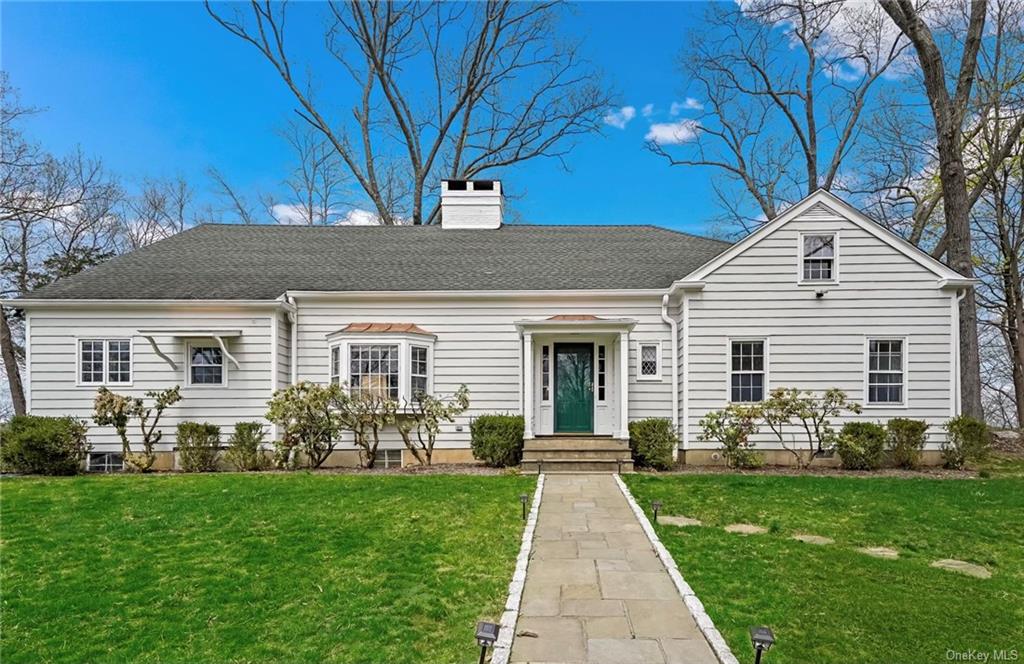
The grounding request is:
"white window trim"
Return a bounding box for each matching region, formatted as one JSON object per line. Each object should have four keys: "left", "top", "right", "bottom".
{"left": 797, "top": 231, "right": 840, "bottom": 285}
{"left": 636, "top": 340, "right": 663, "bottom": 382}
{"left": 863, "top": 335, "right": 909, "bottom": 409}
{"left": 327, "top": 334, "right": 435, "bottom": 404}
{"left": 727, "top": 337, "right": 769, "bottom": 404}
{"left": 186, "top": 341, "right": 229, "bottom": 388}
{"left": 76, "top": 337, "right": 134, "bottom": 387}
{"left": 87, "top": 452, "right": 125, "bottom": 472}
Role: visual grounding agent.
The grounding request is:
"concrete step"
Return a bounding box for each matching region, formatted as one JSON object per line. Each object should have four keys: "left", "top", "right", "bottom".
{"left": 521, "top": 458, "right": 634, "bottom": 474}
{"left": 523, "top": 448, "right": 627, "bottom": 461}
{"left": 524, "top": 437, "right": 631, "bottom": 451}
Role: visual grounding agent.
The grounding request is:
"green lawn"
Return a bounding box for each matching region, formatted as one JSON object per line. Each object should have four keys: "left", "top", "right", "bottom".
{"left": 1, "top": 472, "right": 534, "bottom": 664}
{"left": 623, "top": 472, "right": 1024, "bottom": 664}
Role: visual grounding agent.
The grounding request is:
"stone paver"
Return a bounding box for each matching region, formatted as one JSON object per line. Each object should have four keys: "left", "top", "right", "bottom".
{"left": 930, "top": 559, "right": 992, "bottom": 578}
{"left": 791, "top": 533, "right": 834, "bottom": 545}
{"left": 660, "top": 515, "right": 703, "bottom": 527}
{"left": 509, "top": 475, "right": 718, "bottom": 664}
{"left": 724, "top": 523, "right": 768, "bottom": 535}
{"left": 857, "top": 546, "right": 900, "bottom": 559}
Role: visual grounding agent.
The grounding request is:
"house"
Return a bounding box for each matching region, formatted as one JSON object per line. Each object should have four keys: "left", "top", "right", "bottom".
{"left": 10, "top": 182, "right": 974, "bottom": 471}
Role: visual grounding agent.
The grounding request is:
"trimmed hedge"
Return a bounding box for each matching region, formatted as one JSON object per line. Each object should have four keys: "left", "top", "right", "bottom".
{"left": 628, "top": 418, "right": 677, "bottom": 470}
{"left": 177, "top": 422, "right": 221, "bottom": 472}
{"left": 835, "top": 421, "right": 886, "bottom": 470}
{"left": 942, "top": 415, "right": 990, "bottom": 469}
{"left": 470, "top": 414, "right": 524, "bottom": 467}
{"left": 0, "top": 415, "right": 90, "bottom": 475}
{"left": 225, "top": 421, "right": 269, "bottom": 471}
{"left": 887, "top": 418, "right": 929, "bottom": 469}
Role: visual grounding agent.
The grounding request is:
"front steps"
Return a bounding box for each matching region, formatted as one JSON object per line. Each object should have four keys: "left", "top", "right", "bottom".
{"left": 521, "top": 436, "right": 634, "bottom": 474}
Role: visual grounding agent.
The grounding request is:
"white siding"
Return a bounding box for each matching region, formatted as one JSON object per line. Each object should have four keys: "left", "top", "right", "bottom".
{"left": 682, "top": 203, "right": 956, "bottom": 450}
{"left": 294, "top": 294, "right": 674, "bottom": 449}
{"left": 276, "top": 312, "right": 291, "bottom": 389}
{"left": 28, "top": 306, "right": 277, "bottom": 449}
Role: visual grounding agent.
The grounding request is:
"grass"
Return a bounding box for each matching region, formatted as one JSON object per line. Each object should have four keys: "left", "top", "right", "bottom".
{"left": 623, "top": 472, "right": 1024, "bottom": 664}
{"left": 0, "top": 472, "right": 534, "bottom": 664}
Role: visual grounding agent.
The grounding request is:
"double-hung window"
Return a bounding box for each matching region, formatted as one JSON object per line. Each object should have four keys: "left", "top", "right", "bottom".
{"left": 410, "top": 345, "right": 429, "bottom": 397}
{"left": 801, "top": 233, "right": 836, "bottom": 282}
{"left": 188, "top": 345, "right": 225, "bottom": 385}
{"left": 867, "top": 338, "right": 905, "bottom": 405}
{"left": 79, "top": 339, "right": 132, "bottom": 385}
{"left": 349, "top": 344, "right": 400, "bottom": 399}
{"left": 730, "top": 339, "right": 765, "bottom": 402}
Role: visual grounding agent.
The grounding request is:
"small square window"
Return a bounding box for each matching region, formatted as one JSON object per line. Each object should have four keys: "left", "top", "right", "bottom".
{"left": 189, "top": 346, "right": 224, "bottom": 385}
{"left": 79, "top": 339, "right": 131, "bottom": 385}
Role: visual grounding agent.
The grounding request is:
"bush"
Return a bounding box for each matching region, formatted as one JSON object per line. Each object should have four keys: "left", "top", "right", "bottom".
{"left": 177, "top": 422, "right": 221, "bottom": 472}
{"left": 93, "top": 386, "right": 181, "bottom": 472}
{"left": 835, "top": 422, "right": 887, "bottom": 470}
{"left": 628, "top": 418, "right": 677, "bottom": 470}
{"left": 225, "top": 421, "right": 269, "bottom": 471}
{"left": 0, "top": 415, "right": 90, "bottom": 475}
{"left": 265, "top": 382, "right": 350, "bottom": 468}
{"left": 942, "top": 415, "right": 990, "bottom": 469}
{"left": 887, "top": 418, "right": 929, "bottom": 469}
{"left": 699, "top": 404, "right": 763, "bottom": 469}
{"left": 470, "top": 414, "right": 524, "bottom": 467}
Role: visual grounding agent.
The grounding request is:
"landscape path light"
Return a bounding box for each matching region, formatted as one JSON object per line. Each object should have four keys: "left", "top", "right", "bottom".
{"left": 475, "top": 621, "right": 500, "bottom": 664}
{"left": 520, "top": 493, "right": 529, "bottom": 521}
{"left": 749, "top": 625, "right": 775, "bottom": 664}
{"left": 651, "top": 500, "right": 663, "bottom": 523}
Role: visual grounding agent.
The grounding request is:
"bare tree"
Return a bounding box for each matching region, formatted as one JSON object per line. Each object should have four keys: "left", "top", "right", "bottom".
{"left": 272, "top": 121, "right": 349, "bottom": 225}
{"left": 206, "top": 0, "right": 610, "bottom": 225}
{"left": 118, "top": 177, "right": 196, "bottom": 249}
{"left": 649, "top": 0, "right": 908, "bottom": 229}
{"left": 880, "top": 0, "right": 1024, "bottom": 418}
{"left": 1, "top": 74, "right": 122, "bottom": 415}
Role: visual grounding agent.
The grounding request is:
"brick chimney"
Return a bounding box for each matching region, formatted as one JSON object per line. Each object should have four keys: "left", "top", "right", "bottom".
{"left": 440, "top": 179, "right": 503, "bottom": 230}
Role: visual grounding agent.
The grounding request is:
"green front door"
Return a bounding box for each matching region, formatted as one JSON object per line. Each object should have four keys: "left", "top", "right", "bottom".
{"left": 554, "top": 343, "right": 594, "bottom": 433}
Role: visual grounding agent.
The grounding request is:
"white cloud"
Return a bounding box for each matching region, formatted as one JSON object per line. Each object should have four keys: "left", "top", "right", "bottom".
{"left": 603, "top": 105, "right": 637, "bottom": 129}
{"left": 641, "top": 103, "right": 655, "bottom": 118}
{"left": 645, "top": 119, "right": 701, "bottom": 145}
{"left": 336, "top": 208, "right": 382, "bottom": 225}
{"left": 670, "top": 98, "right": 704, "bottom": 115}
{"left": 270, "top": 203, "right": 314, "bottom": 225}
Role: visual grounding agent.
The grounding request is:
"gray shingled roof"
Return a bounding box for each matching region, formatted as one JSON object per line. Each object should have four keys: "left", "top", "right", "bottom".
{"left": 24, "top": 223, "right": 732, "bottom": 300}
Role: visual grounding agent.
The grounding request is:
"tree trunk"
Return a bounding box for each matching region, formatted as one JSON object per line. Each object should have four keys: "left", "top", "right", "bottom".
{"left": 0, "top": 308, "right": 26, "bottom": 416}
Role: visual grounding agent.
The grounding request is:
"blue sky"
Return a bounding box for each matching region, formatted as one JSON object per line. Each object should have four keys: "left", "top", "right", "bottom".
{"left": 4, "top": 2, "right": 728, "bottom": 234}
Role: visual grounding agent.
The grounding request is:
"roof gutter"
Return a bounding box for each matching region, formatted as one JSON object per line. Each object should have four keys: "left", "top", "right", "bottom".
{"left": 1, "top": 298, "right": 290, "bottom": 311}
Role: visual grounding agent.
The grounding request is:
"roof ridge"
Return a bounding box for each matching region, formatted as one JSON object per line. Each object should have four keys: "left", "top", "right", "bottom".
{"left": 190, "top": 221, "right": 731, "bottom": 245}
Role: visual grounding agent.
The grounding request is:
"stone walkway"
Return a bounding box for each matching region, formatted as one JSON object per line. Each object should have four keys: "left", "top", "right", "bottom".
{"left": 509, "top": 475, "right": 719, "bottom": 664}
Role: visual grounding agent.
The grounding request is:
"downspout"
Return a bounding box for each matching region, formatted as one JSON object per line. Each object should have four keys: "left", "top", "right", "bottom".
{"left": 661, "top": 293, "right": 680, "bottom": 460}
{"left": 286, "top": 295, "right": 298, "bottom": 385}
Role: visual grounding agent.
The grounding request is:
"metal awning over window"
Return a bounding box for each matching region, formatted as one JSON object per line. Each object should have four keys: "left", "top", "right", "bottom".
{"left": 136, "top": 329, "right": 242, "bottom": 370}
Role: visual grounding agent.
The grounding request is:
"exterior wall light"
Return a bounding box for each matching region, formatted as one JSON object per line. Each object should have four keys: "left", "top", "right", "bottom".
{"left": 749, "top": 625, "right": 775, "bottom": 663}
{"left": 651, "top": 500, "right": 663, "bottom": 523}
{"left": 475, "top": 621, "right": 500, "bottom": 664}
{"left": 520, "top": 493, "right": 529, "bottom": 520}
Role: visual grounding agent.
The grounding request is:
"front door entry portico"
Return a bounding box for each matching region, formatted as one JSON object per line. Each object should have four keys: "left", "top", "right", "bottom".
{"left": 554, "top": 343, "right": 594, "bottom": 433}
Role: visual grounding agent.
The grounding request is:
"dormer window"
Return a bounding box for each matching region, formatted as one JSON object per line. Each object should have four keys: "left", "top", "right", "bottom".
{"left": 800, "top": 233, "right": 837, "bottom": 282}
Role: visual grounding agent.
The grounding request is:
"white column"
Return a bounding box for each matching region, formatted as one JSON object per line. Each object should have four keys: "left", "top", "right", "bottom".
{"left": 618, "top": 330, "right": 630, "bottom": 439}
{"left": 523, "top": 332, "right": 534, "bottom": 439}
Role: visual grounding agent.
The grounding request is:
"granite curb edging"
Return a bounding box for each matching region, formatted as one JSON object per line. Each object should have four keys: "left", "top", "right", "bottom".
{"left": 613, "top": 474, "right": 740, "bottom": 664}
{"left": 491, "top": 473, "right": 546, "bottom": 664}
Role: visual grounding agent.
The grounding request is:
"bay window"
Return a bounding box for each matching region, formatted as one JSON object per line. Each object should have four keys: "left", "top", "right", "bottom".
{"left": 326, "top": 329, "right": 435, "bottom": 403}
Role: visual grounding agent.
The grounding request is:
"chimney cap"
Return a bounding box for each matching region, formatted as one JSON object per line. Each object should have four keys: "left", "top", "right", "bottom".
{"left": 442, "top": 179, "right": 501, "bottom": 193}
